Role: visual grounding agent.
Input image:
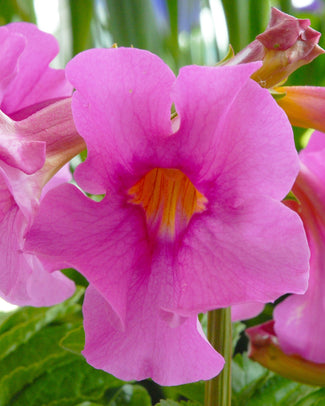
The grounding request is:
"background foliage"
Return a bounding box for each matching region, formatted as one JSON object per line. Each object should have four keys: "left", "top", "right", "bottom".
{"left": 1, "top": 0, "right": 325, "bottom": 405}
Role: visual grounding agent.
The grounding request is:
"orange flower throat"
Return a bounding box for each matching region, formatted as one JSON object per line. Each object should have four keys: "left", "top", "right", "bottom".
{"left": 128, "top": 168, "right": 207, "bottom": 239}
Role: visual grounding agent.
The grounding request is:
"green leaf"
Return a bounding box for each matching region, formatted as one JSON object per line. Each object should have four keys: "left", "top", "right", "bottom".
{"left": 0, "top": 310, "right": 14, "bottom": 326}
{"left": 245, "top": 374, "right": 318, "bottom": 406}
{"left": 0, "top": 287, "right": 84, "bottom": 361}
{"left": 296, "top": 389, "right": 325, "bottom": 406}
{"left": 0, "top": 289, "right": 87, "bottom": 406}
{"left": 232, "top": 353, "right": 320, "bottom": 406}
{"left": 0, "top": 324, "right": 78, "bottom": 406}
{"left": 108, "top": 384, "right": 151, "bottom": 406}
{"left": 10, "top": 358, "right": 122, "bottom": 406}
{"left": 164, "top": 381, "right": 204, "bottom": 404}
{"left": 232, "top": 353, "right": 271, "bottom": 404}
{"left": 60, "top": 323, "right": 85, "bottom": 354}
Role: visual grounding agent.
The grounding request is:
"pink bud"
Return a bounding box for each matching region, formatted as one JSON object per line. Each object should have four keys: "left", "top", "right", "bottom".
{"left": 228, "top": 7, "right": 324, "bottom": 88}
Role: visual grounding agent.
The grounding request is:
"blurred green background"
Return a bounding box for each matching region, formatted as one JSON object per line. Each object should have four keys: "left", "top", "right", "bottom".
{"left": 1, "top": 0, "right": 325, "bottom": 86}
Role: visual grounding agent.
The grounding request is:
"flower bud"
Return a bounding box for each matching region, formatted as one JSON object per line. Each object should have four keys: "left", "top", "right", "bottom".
{"left": 227, "top": 7, "right": 324, "bottom": 88}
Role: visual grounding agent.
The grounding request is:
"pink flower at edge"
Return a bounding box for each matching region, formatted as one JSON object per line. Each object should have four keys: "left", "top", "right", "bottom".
{"left": 273, "top": 130, "right": 325, "bottom": 363}
{"left": 0, "top": 23, "right": 86, "bottom": 306}
{"left": 0, "top": 98, "right": 85, "bottom": 307}
{"left": 246, "top": 320, "right": 325, "bottom": 386}
{"left": 275, "top": 85, "right": 325, "bottom": 133}
{"left": 0, "top": 22, "right": 71, "bottom": 117}
{"left": 26, "top": 47, "right": 309, "bottom": 385}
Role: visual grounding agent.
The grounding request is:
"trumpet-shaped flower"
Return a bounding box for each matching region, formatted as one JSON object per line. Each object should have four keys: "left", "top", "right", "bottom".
{"left": 0, "top": 23, "right": 85, "bottom": 306}
{"left": 26, "top": 47, "right": 309, "bottom": 384}
{"left": 274, "top": 131, "right": 325, "bottom": 363}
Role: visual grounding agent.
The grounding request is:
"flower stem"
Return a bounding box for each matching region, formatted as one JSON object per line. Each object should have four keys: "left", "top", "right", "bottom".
{"left": 204, "top": 307, "right": 232, "bottom": 406}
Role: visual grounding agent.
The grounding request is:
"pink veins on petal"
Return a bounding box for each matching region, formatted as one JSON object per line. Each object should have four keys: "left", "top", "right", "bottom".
{"left": 26, "top": 47, "right": 309, "bottom": 384}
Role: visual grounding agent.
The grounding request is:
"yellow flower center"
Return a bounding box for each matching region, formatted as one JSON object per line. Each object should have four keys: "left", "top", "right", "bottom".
{"left": 128, "top": 168, "right": 207, "bottom": 239}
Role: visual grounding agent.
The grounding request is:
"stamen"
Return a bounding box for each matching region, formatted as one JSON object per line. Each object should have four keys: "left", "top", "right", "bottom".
{"left": 128, "top": 168, "right": 207, "bottom": 239}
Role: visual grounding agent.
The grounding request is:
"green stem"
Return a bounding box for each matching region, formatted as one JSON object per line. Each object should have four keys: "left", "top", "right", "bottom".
{"left": 204, "top": 307, "right": 232, "bottom": 406}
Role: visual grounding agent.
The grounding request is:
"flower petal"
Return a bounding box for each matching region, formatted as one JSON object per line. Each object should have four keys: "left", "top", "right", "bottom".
{"left": 0, "top": 27, "right": 25, "bottom": 105}
{"left": 231, "top": 302, "right": 265, "bottom": 322}
{"left": 2, "top": 22, "right": 71, "bottom": 115}
{"left": 167, "top": 197, "right": 309, "bottom": 315}
{"left": 0, "top": 110, "right": 45, "bottom": 174}
{"left": 25, "top": 183, "right": 150, "bottom": 329}
{"left": 274, "top": 279, "right": 325, "bottom": 363}
{"left": 273, "top": 130, "right": 325, "bottom": 363}
{"left": 172, "top": 63, "right": 298, "bottom": 201}
{"left": 66, "top": 47, "right": 175, "bottom": 194}
{"left": 0, "top": 204, "right": 74, "bottom": 306}
{"left": 82, "top": 284, "right": 224, "bottom": 385}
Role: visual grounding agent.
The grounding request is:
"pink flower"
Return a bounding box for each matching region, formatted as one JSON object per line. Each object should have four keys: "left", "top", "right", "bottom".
{"left": 0, "top": 22, "right": 71, "bottom": 118}
{"left": 228, "top": 7, "right": 324, "bottom": 88}
{"left": 0, "top": 23, "right": 85, "bottom": 306}
{"left": 274, "top": 131, "right": 325, "bottom": 363}
{"left": 26, "top": 47, "right": 309, "bottom": 384}
{"left": 0, "top": 99, "right": 85, "bottom": 306}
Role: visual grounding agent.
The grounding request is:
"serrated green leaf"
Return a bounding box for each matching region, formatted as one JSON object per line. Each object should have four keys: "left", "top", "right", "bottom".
{"left": 245, "top": 374, "right": 318, "bottom": 406}
{"left": 232, "top": 353, "right": 320, "bottom": 406}
{"left": 0, "top": 324, "right": 78, "bottom": 406}
{"left": 0, "top": 287, "right": 84, "bottom": 361}
{"left": 108, "top": 384, "right": 151, "bottom": 406}
{"left": 10, "top": 358, "right": 122, "bottom": 406}
{"left": 60, "top": 323, "right": 85, "bottom": 354}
